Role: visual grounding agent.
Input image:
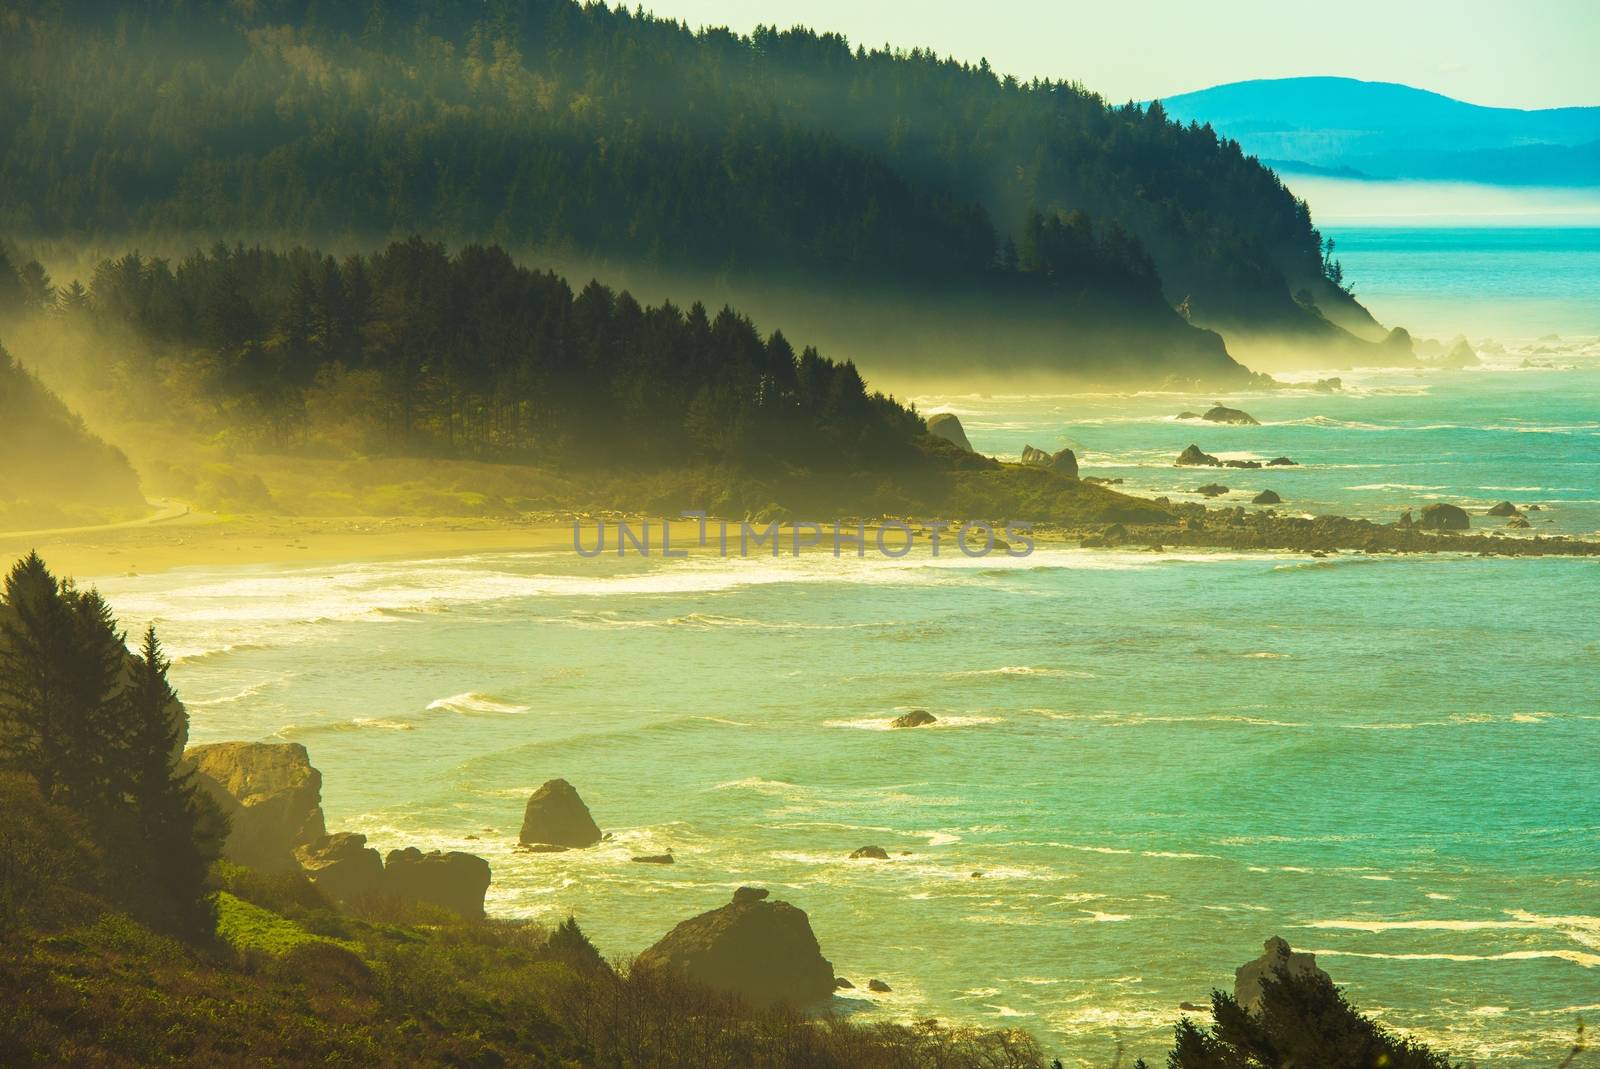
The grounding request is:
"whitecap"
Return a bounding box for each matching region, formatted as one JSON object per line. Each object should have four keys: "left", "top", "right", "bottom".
{"left": 426, "top": 691, "right": 530, "bottom": 715}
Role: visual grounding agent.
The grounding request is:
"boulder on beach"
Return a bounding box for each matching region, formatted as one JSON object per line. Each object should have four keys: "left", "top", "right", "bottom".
{"left": 520, "top": 778, "right": 602, "bottom": 848}
{"left": 849, "top": 845, "right": 889, "bottom": 860}
{"left": 926, "top": 413, "right": 974, "bottom": 452}
{"left": 889, "top": 709, "right": 937, "bottom": 728}
{"left": 294, "top": 832, "right": 384, "bottom": 904}
{"left": 1196, "top": 484, "right": 1229, "bottom": 497}
{"left": 183, "top": 741, "right": 326, "bottom": 872}
{"left": 637, "top": 887, "right": 836, "bottom": 1009}
{"left": 1418, "top": 503, "right": 1471, "bottom": 531}
{"left": 383, "top": 847, "right": 491, "bottom": 919}
{"left": 1252, "top": 490, "right": 1282, "bottom": 505}
{"left": 1202, "top": 404, "right": 1260, "bottom": 425}
{"left": 1019, "top": 444, "right": 1079, "bottom": 477}
{"left": 1487, "top": 501, "right": 1521, "bottom": 517}
{"left": 1266, "top": 456, "right": 1298, "bottom": 467}
{"left": 1176, "top": 444, "right": 1221, "bottom": 467}
{"left": 1235, "top": 937, "right": 1330, "bottom": 1013}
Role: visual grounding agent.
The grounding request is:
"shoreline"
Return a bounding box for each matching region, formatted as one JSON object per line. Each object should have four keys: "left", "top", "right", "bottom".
{"left": 5, "top": 505, "right": 1597, "bottom": 581}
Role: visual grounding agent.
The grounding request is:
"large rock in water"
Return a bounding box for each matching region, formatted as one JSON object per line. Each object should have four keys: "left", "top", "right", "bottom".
{"left": 925, "top": 413, "right": 973, "bottom": 452}
{"left": 383, "top": 848, "right": 491, "bottom": 919}
{"left": 184, "top": 742, "right": 326, "bottom": 871}
{"left": 889, "top": 709, "right": 937, "bottom": 728}
{"left": 637, "top": 887, "right": 836, "bottom": 1009}
{"left": 294, "top": 832, "right": 384, "bottom": 904}
{"left": 1418, "top": 503, "right": 1471, "bottom": 530}
{"left": 1020, "top": 444, "right": 1079, "bottom": 478}
{"left": 1235, "top": 936, "right": 1331, "bottom": 1012}
{"left": 1202, "top": 404, "right": 1260, "bottom": 425}
{"left": 520, "top": 778, "right": 602, "bottom": 848}
{"left": 1176, "top": 444, "right": 1221, "bottom": 467}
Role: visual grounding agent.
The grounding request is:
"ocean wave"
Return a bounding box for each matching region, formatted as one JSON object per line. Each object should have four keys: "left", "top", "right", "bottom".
{"left": 949, "top": 666, "right": 1095, "bottom": 679}
{"left": 426, "top": 691, "right": 531, "bottom": 715}
{"left": 275, "top": 716, "right": 416, "bottom": 737}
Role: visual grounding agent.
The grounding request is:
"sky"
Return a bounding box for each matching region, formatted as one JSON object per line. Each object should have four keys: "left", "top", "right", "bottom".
{"left": 636, "top": 0, "right": 1600, "bottom": 110}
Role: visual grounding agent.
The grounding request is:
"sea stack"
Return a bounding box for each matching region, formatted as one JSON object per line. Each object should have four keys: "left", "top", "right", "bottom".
{"left": 183, "top": 741, "right": 327, "bottom": 872}
{"left": 926, "top": 412, "right": 974, "bottom": 452}
{"left": 520, "top": 778, "right": 603, "bottom": 848}
{"left": 1235, "top": 937, "right": 1330, "bottom": 1012}
{"left": 637, "top": 887, "right": 836, "bottom": 1009}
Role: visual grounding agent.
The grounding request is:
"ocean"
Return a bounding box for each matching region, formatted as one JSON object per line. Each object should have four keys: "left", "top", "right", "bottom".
{"left": 87, "top": 228, "right": 1599, "bottom": 1066}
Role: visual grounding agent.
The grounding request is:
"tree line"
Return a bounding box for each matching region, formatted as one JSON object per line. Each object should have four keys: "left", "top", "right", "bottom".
{"left": 0, "top": 0, "right": 1351, "bottom": 334}
{"left": 12, "top": 237, "right": 936, "bottom": 470}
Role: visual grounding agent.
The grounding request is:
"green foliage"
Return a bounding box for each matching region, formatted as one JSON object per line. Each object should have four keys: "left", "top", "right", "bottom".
{"left": 1166, "top": 969, "right": 1458, "bottom": 1069}
{"left": 0, "top": 0, "right": 1340, "bottom": 329}
{"left": 0, "top": 553, "right": 225, "bottom": 939}
{"left": 214, "top": 891, "right": 338, "bottom": 956}
{"left": 0, "top": 340, "right": 143, "bottom": 510}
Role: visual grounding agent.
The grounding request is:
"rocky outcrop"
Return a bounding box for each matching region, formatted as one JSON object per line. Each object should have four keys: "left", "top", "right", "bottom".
{"left": 867, "top": 979, "right": 892, "bottom": 993}
{"left": 1312, "top": 377, "right": 1342, "bottom": 392}
{"left": 849, "top": 846, "right": 889, "bottom": 860}
{"left": 1176, "top": 411, "right": 1201, "bottom": 420}
{"left": 520, "top": 779, "right": 602, "bottom": 848}
{"left": 1176, "top": 444, "right": 1221, "bottom": 467}
{"left": 294, "top": 832, "right": 384, "bottom": 904}
{"left": 1202, "top": 404, "right": 1260, "bottom": 425}
{"left": 1020, "top": 444, "right": 1079, "bottom": 477}
{"left": 1266, "top": 456, "right": 1298, "bottom": 467}
{"left": 889, "top": 709, "right": 937, "bottom": 728}
{"left": 1196, "top": 484, "right": 1229, "bottom": 497}
{"left": 1436, "top": 337, "right": 1480, "bottom": 369}
{"left": 1506, "top": 516, "right": 1533, "bottom": 529}
{"left": 184, "top": 742, "right": 326, "bottom": 872}
{"left": 1418, "top": 503, "right": 1471, "bottom": 530}
{"left": 1235, "top": 937, "right": 1330, "bottom": 1012}
{"left": 383, "top": 848, "right": 491, "bottom": 919}
{"left": 1252, "top": 490, "right": 1281, "bottom": 505}
{"left": 1222, "top": 459, "right": 1262, "bottom": 469}
{"left": 638, "top": 887, "right": 835, "bottom": 1009}
{"left": 926, "top": 413, "right": 973, "bottom": 452}
{"left": 1487, "top": 501, "right": 1521, "bottom": 517}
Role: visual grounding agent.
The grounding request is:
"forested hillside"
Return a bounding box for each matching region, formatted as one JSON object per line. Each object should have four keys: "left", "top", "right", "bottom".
{"left": 0, "top": 0, "right": 1383, "bottom": 376}
{"left": 0, "top": 247, "right": 144, "bottom": 526}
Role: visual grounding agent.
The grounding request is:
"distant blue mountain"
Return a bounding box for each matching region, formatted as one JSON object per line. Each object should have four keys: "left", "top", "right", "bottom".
{"left": 1158, "top": 77, "right": 1600, "bottom": 186}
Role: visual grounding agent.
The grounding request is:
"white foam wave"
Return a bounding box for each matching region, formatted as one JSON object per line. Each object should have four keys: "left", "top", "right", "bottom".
{"left": 426, "top": 692, "right": 530, "bottom": 715}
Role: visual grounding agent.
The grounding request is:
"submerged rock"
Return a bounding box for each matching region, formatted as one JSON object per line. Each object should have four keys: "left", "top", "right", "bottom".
{"left": 631, "top": 853, "right": 675, "bottom": 865}
{"left": 926, "top": 413, "right": 974, "bottom": 452}
{"left": 867, "top": 979, "right": 892, "bottom": 993}
{"left": 1252, "top": 490, "right": 1282, "bottom": 505}
{"left": 1020, "top": 444, "right": 1079, "bottom": 477}
{"left": 1176, "top": 444, "right": 1221, "bottom": 467}
{"left": 520, "top": 778, "right": 602, "bottom": 848}
{"left": 1418, "top": 503, "right": 1471, "bottom": 530}
{"left": 1196, "top": 484, "right": 1229, "bottom": 497}
{"left": 1235, "top": 937, "right": 1330, "bottom": 1012}
{"left": 637, "top": 887, "right": 836, "bottom": 1009}
{"left": 1176, "top": 410, "right": 1201, "bottom": 420}
{"left": 1222, "top": 459, "right": 1262, "bottom": 469}
{"left": 294, "top": 832, "right": 383, "bottom": 904}
{"left": 1506, "top": 516, "right": 1533, "bottom": 529}
{"left": 184, "top": 741, "right": 326, "bottom": 872}
{"left": 849, "top": 845, "right": 889, "bottom": 860}
{"left": 1487, "top": 501, "right": 1521, "bottom": 517}
{"left": 1266, "top": 456, "right": 1298, "bottom": 467}
{"left": 834, "top": 977, "right": 855, "bottom": 990}
{"left": 383, "top": 847, "right": 491, "bottom": 919}
{"left": 1202, "top": 404, "right": 1260, "bottom": 425}
{"left": 889, "top": 709, "right": 937, "bottom": 728}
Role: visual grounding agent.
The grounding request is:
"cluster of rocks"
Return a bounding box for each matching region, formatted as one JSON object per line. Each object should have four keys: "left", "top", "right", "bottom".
{"left": 185, "top": 741, "right": 491, "bottom": 918}
{"left": 1019, "top": 444, "right": 1079, "bottom": 478}
{"left": 1176, "top": 444, "right": 1297, "bottom": 470}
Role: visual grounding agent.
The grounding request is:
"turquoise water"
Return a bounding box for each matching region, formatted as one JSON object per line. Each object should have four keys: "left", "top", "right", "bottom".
{"left": 1327, "top": 227, "right": 1600, "bottom": 339}
{"left": 85, "top": 234, "right": 1600, "bottom": 1066}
